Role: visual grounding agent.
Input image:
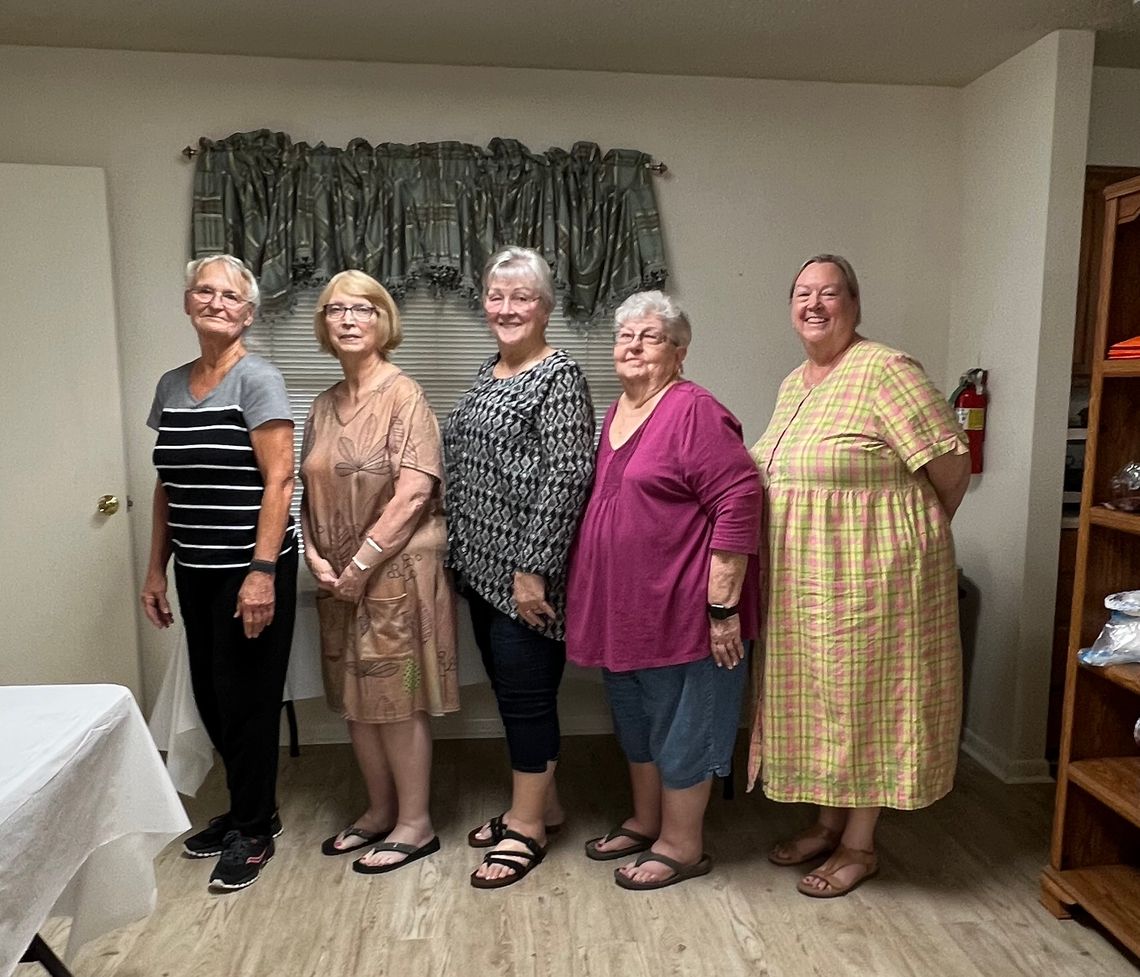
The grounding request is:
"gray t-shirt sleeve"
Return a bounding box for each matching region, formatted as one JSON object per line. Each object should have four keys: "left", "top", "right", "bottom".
{"left": 240, "top": 355, "right": 294, "bottom": 430}
{"left": 146, "top": 365, "right": 188, "bottom": 431}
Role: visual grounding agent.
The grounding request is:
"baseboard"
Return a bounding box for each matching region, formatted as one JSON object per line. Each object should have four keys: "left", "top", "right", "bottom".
{"left": 960, "top": 726, "right": 1053, "bottom": 784}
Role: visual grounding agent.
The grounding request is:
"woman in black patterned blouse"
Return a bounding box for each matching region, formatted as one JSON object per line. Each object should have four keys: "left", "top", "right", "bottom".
{"left": 444, "top": 246, "right": 595, "bottom": 888}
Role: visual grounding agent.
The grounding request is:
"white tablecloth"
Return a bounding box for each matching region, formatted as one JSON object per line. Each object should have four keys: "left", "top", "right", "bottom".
{"left": 0, "top": 684, "right": 189, "bottom": 977}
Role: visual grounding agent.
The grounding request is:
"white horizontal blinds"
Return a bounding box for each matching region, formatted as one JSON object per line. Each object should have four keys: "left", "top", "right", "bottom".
{"left": 245, "top": 289, "right": 621, "bottom": 541}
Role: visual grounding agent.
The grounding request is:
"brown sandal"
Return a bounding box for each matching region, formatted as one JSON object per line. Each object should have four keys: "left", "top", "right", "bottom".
{"left": 795, "top": 845, "right": 879, "bottom": 898}
{"left": 767, "top": 823, "right": 841, "bottom": 866}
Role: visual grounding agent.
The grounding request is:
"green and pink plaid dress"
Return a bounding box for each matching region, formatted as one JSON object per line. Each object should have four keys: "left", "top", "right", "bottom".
{"left": 748, "top": 340, "right": 966, "bottom": 809}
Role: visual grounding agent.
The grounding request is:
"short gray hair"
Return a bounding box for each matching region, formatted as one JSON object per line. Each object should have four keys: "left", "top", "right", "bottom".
{"left": 483, "top": 247, "right": 555, "bottom": 312}
{"left": 185, "top": 254, "right": 261, "bottom": 310}
{"left": 789, "top": 253, "right": 860, "bottom": 326}
{"left": 614, "top": 290, "right": 692, "bottom": 348}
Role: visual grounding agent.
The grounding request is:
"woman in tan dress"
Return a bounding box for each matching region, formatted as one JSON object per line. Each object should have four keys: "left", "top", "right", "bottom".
{"left": 301, "top": 270, "right": 458, "bottom": 874}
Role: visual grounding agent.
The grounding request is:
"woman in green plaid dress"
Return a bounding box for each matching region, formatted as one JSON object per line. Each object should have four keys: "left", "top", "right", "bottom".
{"left": 748, "top": 255, "right": 970, "bottom": 898}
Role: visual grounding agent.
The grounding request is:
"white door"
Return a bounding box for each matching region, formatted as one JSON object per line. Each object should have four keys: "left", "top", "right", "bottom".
{"left": 0, "top": 163, "right": 140, "bottom": 691}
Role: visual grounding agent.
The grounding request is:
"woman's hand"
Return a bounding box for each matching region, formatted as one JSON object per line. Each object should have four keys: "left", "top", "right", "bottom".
{"left": 333, "top": 562, "right": 371, "bottom": 603}
{"left": 306, "top": 553, "right": 339, "bottom": 591}
{"left": 235, "top": 571, "right": 276, "bottom": 639}
{"left": 513, "top": 571, "right": 555, "bottom": 628}
{"left": 709, "top": 614, "right": 744, "bottom": 669}
{"left": 140, "top": 568, "right": 174, "bottom": 629}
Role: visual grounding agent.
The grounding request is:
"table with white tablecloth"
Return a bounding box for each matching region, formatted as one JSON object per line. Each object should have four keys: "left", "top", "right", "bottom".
{"left": 0, "top": 684, "right": 189, "bottom": 977}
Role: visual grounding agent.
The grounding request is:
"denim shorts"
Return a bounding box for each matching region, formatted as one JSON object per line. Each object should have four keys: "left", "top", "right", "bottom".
{"left": 602, "top": 650, "right": 749, "bottom": 790}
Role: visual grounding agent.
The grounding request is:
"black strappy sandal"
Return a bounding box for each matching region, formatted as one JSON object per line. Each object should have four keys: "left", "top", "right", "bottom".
{"left": 469, "top": 829, "right": 546, "bottom": 889}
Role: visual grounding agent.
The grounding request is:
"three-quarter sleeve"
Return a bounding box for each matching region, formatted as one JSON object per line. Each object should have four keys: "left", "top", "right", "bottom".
{"left": 514, "top": 365, "right": 596, "bottom": 577}
{"left": 876, "top": 354, "right": 968, "bottom": 473}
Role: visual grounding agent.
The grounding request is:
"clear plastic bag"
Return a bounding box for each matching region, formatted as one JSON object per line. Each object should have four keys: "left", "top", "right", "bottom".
{"left": 1109, "top": 462, "right": 1140, "bottom": 513}
{"left": 1078, "top": 590, "right": 1140, "bottom": 666}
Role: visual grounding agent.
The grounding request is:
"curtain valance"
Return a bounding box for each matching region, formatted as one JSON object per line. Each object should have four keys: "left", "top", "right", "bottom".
{"left": 191, "top": 130, "right": 668, "bottom": 324}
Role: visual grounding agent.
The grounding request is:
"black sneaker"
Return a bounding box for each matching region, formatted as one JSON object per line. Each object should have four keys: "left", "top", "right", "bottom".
{"left": 183, "top": 811, "right": 283, "bottom": 858}
{"left": 209, "top": 831, "right": 274, "bottom": 891}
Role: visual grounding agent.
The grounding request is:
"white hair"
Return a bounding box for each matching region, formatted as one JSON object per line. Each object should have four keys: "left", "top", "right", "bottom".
{"left": 614, "top": 290, "right": 691, "bottom": 348}
{"left": 483, "top": 247, "right": 555, "bottom": 312}
{"left": 185, "top": 254, "right": 261, "bottom": 310}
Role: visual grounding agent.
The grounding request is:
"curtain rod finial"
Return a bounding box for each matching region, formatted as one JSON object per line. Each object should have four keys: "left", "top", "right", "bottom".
{"left": 645, "top": 160, "right": 667, "bottom": 175}
{"left": 182, "top": 146, "right": 198, "bottom": 160}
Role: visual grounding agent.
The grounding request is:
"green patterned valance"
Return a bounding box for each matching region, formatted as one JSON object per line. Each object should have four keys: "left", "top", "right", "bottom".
{"left": 191, "top": 130, "right": 668, "bottom": 325}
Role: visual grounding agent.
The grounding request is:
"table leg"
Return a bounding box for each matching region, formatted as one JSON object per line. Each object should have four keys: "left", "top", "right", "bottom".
{"left": 283, "top": 700, "right": 300, "bottom": 758}
{"left": 21, "top": 934, "right": 75, "bottom": 977}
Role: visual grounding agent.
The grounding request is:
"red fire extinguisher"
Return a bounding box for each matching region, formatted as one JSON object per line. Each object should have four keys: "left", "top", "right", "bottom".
{"left": 950, "top": 368, "right": 988, "bottom": 475}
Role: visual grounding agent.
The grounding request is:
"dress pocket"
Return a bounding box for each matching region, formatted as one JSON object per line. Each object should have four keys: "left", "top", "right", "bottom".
{"left": 360, "top": 593, "right": 417, "bottom": 663}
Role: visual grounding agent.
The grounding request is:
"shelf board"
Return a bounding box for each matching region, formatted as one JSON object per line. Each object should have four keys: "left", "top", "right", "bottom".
{"left": 1088, "top": 507, "right": 1140, "bottom": 536}
{"left": 1083, "top": 660, "right": 1140, "bottom": 696}
{"left": 1101, "top": 359, "right": 1140, "bottom": 377}
{"left": 1068, "top": 757, "right": 1140, "bottom": 829}
{"left": 1067, "top": 428, "right": 1089, "bottom": 440}
{"left": 1043, "top": 864, "right": 1140, "bottom": 957}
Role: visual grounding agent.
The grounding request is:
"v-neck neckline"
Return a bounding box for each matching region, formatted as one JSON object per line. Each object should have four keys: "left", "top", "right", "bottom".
{"left": 332, "top": 368, "right": 400, "bottom": 426}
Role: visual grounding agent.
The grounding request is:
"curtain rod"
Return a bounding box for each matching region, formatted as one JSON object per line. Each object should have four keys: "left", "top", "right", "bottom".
{"left": 181, "top": 145, "right": 667, "bottom": 173}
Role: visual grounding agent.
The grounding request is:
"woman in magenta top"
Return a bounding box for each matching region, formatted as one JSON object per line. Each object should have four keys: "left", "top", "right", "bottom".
{"left": 565, "top": 290, "right": 763, "bottom": 890}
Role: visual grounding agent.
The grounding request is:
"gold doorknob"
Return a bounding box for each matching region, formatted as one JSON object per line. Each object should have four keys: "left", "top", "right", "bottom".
{"left": 97, "top": 495, "right": 120, "bottom": 515}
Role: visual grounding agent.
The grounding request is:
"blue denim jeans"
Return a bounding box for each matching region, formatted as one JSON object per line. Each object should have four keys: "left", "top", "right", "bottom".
{"left": 603, "top": 650, "right": 748, "bottom": 790}
{"left": 465, "top": 590, "right": 566, "bottom": 773}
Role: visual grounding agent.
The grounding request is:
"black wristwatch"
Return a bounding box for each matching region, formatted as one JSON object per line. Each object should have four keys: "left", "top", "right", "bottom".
{"left": 707, "top": 602, "right": 739, "bottom": 620}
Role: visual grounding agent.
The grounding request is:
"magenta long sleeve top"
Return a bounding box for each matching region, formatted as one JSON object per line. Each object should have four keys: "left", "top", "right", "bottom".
{"left": 565, "top": 382, "right": 764, "bottom": 673}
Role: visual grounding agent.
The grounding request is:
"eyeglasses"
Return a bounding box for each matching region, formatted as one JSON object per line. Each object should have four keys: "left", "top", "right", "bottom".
{"left": 324, "top": 304, "right": 378, "bottom": 321}
{"left": 485, "top": 292, "right": 541, "bottom": 307}
{"left": 187, "top": 285, "right": 249, "bottom": 309}
{"left": 614, "top": 329, "right": 670, "bottom": 346}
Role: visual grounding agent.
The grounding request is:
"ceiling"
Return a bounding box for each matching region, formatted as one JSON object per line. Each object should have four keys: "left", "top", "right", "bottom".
{"left": 4, "top": 0, "right": 1140, "bottom": 87}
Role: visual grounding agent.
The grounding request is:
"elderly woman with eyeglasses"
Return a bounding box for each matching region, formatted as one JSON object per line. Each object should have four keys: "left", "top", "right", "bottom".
{"left": 142, "top": 255, "right": 297, "bottom": 892}
{"left": 565, "top": 290, "right": 763, "bottom": 890}
{"left": 300, "top": 270, "right": 458, "bottom": 875}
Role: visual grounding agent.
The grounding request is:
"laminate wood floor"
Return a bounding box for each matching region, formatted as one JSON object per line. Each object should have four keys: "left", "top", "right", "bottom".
{"left": 23, "top": 736, "right": 1138, "bottom": 977}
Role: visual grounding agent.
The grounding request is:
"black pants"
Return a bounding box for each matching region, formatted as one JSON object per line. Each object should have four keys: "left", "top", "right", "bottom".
{"left": 465, "top": 590, "right": 565, "bottom": 773}
{"left": 174, "top": 548, "right": 297, "bottom": 837}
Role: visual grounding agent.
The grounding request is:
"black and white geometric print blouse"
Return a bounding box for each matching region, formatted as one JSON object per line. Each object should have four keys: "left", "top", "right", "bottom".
{"left": 443, "top": 349, "right": 596, "bottom": 639}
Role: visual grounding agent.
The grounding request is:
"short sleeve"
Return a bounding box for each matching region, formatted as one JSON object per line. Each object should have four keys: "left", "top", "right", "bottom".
{"left": 679, "top": 392, "right": 763, "bottom": 555}
{"left": 146, "top": 385, "right": 164, "bottom": 431}
{"left": 389, "top": 384, "right": 444, "bottom": 482}
{"left": 877, "top": 354, "right": 968, "bottom": 473}
{"left": 241, "top": 359, "right": 293, "bottom": 430}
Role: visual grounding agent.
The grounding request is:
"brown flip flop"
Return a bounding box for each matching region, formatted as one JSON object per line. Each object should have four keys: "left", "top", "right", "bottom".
{"left": 613, "top": 850, "right": 713, "bottom": 890}
{"left": 584, "top": 825, "right": 656, "bottom": 861}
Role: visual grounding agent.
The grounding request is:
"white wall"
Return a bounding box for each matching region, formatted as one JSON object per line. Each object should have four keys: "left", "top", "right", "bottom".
{"left": 1088, "top": 66, "right": 1140, "bottom": 165}
{"left": 0, "top": 46, "right": 963, "bottom": 740}
{"left": 947, "top": 31, "right": 1094, "bottom": 781}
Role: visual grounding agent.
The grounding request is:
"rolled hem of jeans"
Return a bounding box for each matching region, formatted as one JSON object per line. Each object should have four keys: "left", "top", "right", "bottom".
{"left": 660, "top": 764, "right": 728, "bottom": 792}
{"left": 508, "top": 755, "right": 561, "bottom": 774}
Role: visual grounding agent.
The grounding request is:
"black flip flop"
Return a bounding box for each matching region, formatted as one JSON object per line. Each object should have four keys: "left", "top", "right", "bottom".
{"left": 467, "top": 813, "right": 564, "bottom": 848}
{"left": 470, "top": 829, "right": 546, "bottom": 889}
{"left": 321, "top": 825, "right": 391, "bottom": 856}
{"left": 614, "top": 851, "right": 713, "bottom": 890}
{"left": 584, "top": 825, "right": 656, "bottom": 861}
{"left": 351, "top": 836, "right": 441, "bottom": 874}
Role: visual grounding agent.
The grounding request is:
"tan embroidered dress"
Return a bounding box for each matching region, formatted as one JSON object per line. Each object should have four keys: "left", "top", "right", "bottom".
{"left": 301, "top": 370, "right": 459, "bottom": 722}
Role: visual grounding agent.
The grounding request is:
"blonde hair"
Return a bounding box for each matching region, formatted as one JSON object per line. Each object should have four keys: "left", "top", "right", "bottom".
{"left": 313, "top": 270, "right": 402, "bottom": 357}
